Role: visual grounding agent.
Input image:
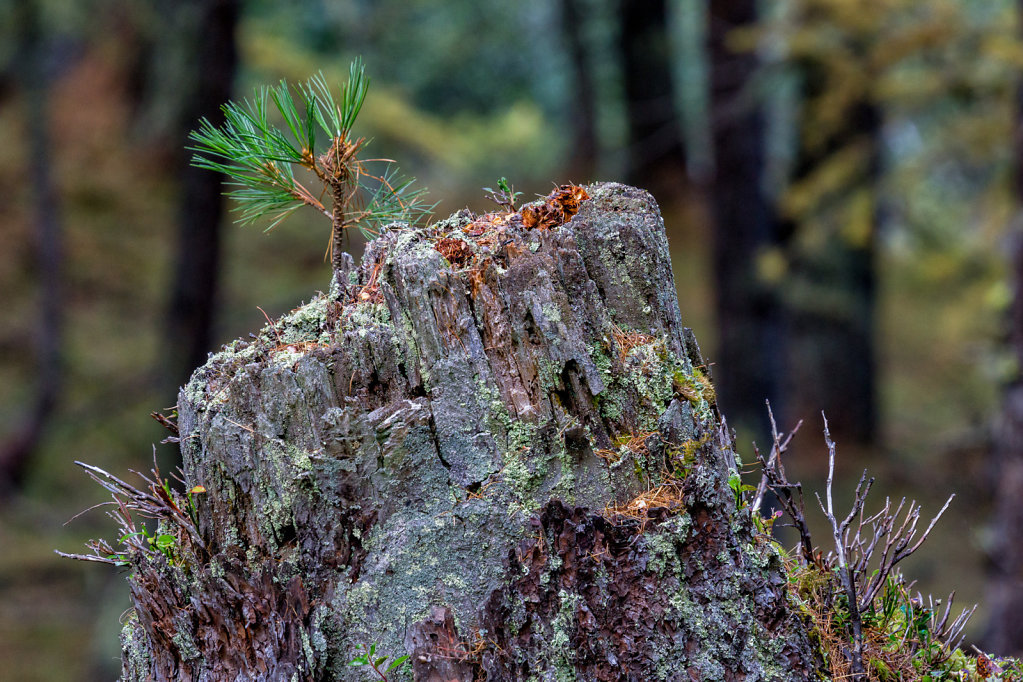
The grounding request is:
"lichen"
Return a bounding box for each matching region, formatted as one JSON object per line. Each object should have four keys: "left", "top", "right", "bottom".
{"left": 548, "top": 589, "right": 581, "bottom": 679}
{"left": 120, "top": 610, "right": 151, "bottom": 680}
{"left": 277, "top": 296, "right": 330, "bottom": 344}
{"left": 170, "top": 614, "right": 201, "bottom": 662}
{"left": 646, "top": 514, "right": 692, "bottom": 576}
{"left": 537, "top": 357, "right": 562, "bottom": 395}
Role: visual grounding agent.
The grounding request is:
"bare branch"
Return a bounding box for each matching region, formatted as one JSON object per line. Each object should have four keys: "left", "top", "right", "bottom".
{"left": 814, "top": 414, "right": 866, "bottom": 680}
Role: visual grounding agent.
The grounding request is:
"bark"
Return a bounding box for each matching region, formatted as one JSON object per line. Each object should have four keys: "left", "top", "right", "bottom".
{"left": 707, "top": 0, "right": 784, "bottom": 442}
{"left": 119, "top": 184, "right": 820, "bottom": 680}
{"left": 618, "top": 0, "right": 687, "bottom": 198}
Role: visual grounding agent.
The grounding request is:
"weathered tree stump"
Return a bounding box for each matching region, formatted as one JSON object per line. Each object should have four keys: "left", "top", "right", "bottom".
{"left": 120, "top": 183, "right": 820, "bottom": 680}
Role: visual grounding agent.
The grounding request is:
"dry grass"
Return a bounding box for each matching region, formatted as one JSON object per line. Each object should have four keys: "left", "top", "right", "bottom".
{"left": 610, "top": 322, "right": 657, "bottom": 363}
{"left": 595, "top": 430, "right": 655, "bottom": 465}
{"left": 790, "top": 561, "right": 923, "bottom": 681}
{"left": 601, "top": 479, "right": 686, "bottom": 524}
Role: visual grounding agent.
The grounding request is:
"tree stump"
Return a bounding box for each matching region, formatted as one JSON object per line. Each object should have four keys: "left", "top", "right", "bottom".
{"left": 119, "top": 183, "right": 821, "bottom": 680}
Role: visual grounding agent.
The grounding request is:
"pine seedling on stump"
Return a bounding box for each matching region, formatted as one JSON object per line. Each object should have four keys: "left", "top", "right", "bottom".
{"left": 189, "top": 58, "right": 432, "bottom": 284}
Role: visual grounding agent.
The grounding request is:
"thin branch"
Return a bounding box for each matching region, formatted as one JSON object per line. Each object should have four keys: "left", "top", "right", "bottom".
{"left": 814, "top": 414, "right": 867, "bottom": 680}
{"left": 752, "top": 401, "right": 802, "bottom": 512}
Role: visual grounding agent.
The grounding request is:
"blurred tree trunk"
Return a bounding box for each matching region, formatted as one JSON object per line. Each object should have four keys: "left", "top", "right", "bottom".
{"left": 782, "top": 72, "right": 881, "bottom": 447}
{"left": 983, "top": 0, "right": 1023, "bottom": 654}
{"left": 0, "top": 0, "right": 64, "bottom": 496}
{"left": 163, "top": 0, "right": 238, "bottom": 423}
{"left": 560, "top": 0, "right": 598, "bottom": 181}
{"left": 618, "top": 0, "right": 687, "bottom": 198}
{"left": 707, "top": 0, "right": 783, "bottom": 442}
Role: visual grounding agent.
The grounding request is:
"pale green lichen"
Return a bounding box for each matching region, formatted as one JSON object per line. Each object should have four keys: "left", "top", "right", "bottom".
{"left": 277, "top": 296, "right": 330, "bottom": 345}
{"left": 546, "top": 589, "right": 581, "bottom": 681}
{"left": 586, "top": 342, "right": 613, "bottom": 384}
{"left": 541, "top": 301, "right": 562, "bottom": 324}
{"left": 590, "top": 333, "right": 702, "bottom": 430}
{"left": 646, "top": 514, "right": 692, "bottom": 576}
{"left": 120, "top": 610, "right": 151, "bottom": 679}
{"left": 171, "top": 614, "right": 201, "bottom": 662}
{"left": 340, "top": 301, "right": 391, "bottom": 334}
{"left": 537, "top": 357, "right": 562, "bottom": 395}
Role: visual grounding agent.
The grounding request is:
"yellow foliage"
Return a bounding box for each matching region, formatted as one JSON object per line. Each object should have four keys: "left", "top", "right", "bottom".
{"left": 781, "top": 140, "right": 872, "bottom": 220}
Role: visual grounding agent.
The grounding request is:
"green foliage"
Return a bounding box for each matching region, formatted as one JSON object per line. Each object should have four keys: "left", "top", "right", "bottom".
{"left": 190, "top": 59, "right": 433, "bottom": 256}
{"left": 727, "top": 472, "right": 755, "bottom": 507}
{"left": 348, "top": 642, "right": 410, "bottom": 681}
{"left": 120, "top": 527, "right": 178, "bottom": 565}
{"left": 784, "top": 555, "right": 984, "bottom": 679}
{"left": 482, "top": 176, "right": 522, "bottom": 211}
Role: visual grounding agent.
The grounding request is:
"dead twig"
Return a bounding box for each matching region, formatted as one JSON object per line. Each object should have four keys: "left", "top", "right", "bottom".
{"left": 815, "top": 415, "right": 871, "bottom": 680}
{"left": 753, "top": 401, "right": 813, "bottom": 563}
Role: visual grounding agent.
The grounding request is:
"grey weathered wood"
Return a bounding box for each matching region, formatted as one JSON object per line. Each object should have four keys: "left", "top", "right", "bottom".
{"left": 119, "top": 183, "right": 820, "bottom": 680}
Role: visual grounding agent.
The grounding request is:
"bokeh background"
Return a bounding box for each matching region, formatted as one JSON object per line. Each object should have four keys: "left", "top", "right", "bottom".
{"left": 3, "top": 0, "right": 1023, "bottom": 678}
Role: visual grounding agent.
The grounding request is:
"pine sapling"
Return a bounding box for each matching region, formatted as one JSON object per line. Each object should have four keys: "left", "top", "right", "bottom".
{"left": 189, "top": 58, "right": 433, "bottom": 284}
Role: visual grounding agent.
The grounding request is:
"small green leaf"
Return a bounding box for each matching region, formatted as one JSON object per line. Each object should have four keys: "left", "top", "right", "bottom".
{"left": 387, "top": 655, "right": 410, "bottom": 672}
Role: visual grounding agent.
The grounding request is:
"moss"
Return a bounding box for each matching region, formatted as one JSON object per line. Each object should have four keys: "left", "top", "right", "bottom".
{"left": 672, "top": 367, "right": 716, "bottom": 425}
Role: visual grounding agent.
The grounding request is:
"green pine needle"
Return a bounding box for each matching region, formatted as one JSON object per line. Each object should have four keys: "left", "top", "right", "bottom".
{"left": 189, "top": 58, "right": 430, "bottom": 248}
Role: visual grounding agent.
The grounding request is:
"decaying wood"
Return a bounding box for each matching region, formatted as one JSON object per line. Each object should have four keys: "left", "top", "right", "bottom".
{"left": 113, "top": 183, "right": 820, "bottom": 680}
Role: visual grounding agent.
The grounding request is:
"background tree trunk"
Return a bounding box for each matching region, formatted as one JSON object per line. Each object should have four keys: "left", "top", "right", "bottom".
{"left": 559, "top": 0, "right": 599, "bottom": 182}
{"left": 707, "top": 0, "right": 784, "bottom": 443}
{"left": 0, "top": 0, "right": 64, "bottom": 495}
{"left": 618, "top": 0, "right": 687, "bottom": 199}
{"left": 983, "top": 0, "right": 1023, "bottom": 653}
{"left": 163, "top": 0, "right": 239, "bottom": 414}
{"left": 782, "top": 73, "right": 881, "bottom": 448}
{"left": 118, "top": 184, "right": 820, "bottom": 680}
